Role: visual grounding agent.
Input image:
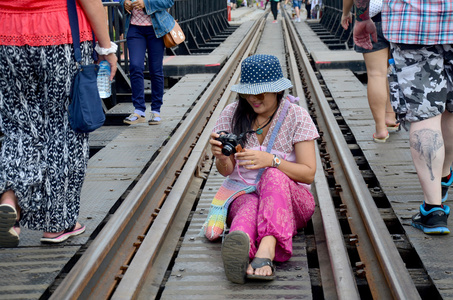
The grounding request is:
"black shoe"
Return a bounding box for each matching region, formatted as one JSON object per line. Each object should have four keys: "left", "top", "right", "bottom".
{"left": 412, "top": 204, "right": 450, "bottom": 235}
{"left": 441, "top": 167, "right": 453, "bottom": 202}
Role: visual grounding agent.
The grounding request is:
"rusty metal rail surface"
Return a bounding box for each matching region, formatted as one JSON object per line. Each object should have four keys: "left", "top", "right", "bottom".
{"left": 50, "top": 13, "right": 268, "bottom": 300}
{"left": 281, "top": 15, "right": 360, "bottom": 300}
{"left": 282, "top": 10, "right": 420, "bottom": 300}
{"left": 50, "top": 10, "right": 422, "bottom": 300}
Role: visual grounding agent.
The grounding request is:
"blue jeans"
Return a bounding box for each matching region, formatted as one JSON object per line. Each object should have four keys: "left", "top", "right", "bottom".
{"left": 127, "top": 24, "right": 165, "bottom": 114}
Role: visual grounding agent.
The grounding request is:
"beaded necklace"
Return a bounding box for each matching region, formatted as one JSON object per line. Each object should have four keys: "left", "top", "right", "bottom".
{"left": 254, "top": 108, "right": 277, "bottom": 135}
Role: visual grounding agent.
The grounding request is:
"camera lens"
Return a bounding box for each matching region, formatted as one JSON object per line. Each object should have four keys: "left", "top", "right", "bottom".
{"left": 222, "top": 145, "right": 234, "bottom": 156}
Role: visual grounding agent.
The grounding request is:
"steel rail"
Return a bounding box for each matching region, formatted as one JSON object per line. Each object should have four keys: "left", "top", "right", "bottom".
{"left": 51, "top": 11, "right": 420, "bottom": 300}
{"left": 282, "top": 13, "right": 360, "bottom": 300}
{"left": 111, "top": 15, "right": 267, "bottom": 300}
{"left": 284, "top": 12, "right": 421, "bottom": 300}
{"left": 50, "top": 15, "right": 267, "bottom": 300}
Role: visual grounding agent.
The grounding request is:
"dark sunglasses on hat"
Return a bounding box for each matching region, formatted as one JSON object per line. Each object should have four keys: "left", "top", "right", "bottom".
{"left": 239, "top": 93, "right": 266, "bottom": 100}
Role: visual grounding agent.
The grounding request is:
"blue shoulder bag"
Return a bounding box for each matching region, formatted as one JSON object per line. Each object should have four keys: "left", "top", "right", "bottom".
{"left": 67, "top": 0, "right": 106, "bottom": 133}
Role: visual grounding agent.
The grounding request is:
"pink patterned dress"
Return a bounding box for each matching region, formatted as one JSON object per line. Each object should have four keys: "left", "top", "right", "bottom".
{"left": 213, "top": 97, "right": 319, "bottom": 261}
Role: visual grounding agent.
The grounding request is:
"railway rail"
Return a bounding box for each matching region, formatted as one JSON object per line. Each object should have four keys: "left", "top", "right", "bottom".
{"left": 42, "top": 7, "right": 436, "bottom": 300}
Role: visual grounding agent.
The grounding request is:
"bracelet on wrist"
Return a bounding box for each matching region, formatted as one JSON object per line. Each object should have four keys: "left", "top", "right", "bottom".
{"left": 272, "top": 154, "right": 281, "bottom": 168}
{"left": 95, "top": 41, "right": 118, "bottom": 56}
{"left": 217, "top": 159, "right": 228, "bottom": 168}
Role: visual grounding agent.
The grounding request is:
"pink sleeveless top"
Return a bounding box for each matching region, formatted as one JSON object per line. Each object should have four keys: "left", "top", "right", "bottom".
{"left": 0, "top": 0, "right": 93, "bottom": 46}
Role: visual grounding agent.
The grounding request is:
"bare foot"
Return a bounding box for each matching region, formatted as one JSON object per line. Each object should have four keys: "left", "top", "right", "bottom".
{"left": 373, "top": 130, "right": 389, "bottom": 140}
{"left": 1, "top": 190, "right": 20, "bottom": 220}
{"left": 385, "top": 111, "right": 398, "bottom": 127}
{"left": 246, "top": 236, "right": 276, "bottom": 276}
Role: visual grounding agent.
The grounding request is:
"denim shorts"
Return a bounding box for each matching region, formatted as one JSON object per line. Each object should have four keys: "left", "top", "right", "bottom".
{"left": 354, "top": 21, "right": 390, "bottom": 53}
{"left": 390, "top": 44, "right": 453, "bottom": 122}
{"left": 293, "top": 0, "right": 301, "bottom": 8}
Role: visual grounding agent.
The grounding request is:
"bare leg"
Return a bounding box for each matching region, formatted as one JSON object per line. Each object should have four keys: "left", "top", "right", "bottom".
{"left": 363, "top": 48, "right": 390, "bottom": 139}
{"left": 441, "top": 111, "right": 453, "bottom": 176}
{"left": 0, "top": 190, "right": 18, "bottom": 210}
{"left": 246, "top": 235, "right": 276, "bottom": 276}
{"left": 409, "top": 115, "right": 444, "bottom": 205}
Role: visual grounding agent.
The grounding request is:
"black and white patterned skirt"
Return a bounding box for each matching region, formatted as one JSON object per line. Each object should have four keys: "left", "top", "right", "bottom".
{"left": 0, "top": 42, "right": 93, "bottom": 232}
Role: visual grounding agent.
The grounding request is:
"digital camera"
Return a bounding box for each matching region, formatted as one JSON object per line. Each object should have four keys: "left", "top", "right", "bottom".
{"left": 216, "top": 131, "right": 243, "bottom": 156}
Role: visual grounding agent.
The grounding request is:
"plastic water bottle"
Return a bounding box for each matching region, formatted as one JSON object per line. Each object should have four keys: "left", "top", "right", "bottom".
{"left": 97, "top": 60, "right": 111, "bottom": 98}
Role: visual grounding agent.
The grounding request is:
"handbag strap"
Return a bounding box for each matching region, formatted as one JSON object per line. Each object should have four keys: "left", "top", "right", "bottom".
{"left": 67, "top": 0, "right": 97, "bottom": 63}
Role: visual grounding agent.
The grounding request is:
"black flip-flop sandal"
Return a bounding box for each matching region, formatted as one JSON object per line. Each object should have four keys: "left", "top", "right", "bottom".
{"left": 246, "top": 257, "right": 275, "bottom": 281}
{"left": 221, "top": 231, "right": 250, "bottom": 284}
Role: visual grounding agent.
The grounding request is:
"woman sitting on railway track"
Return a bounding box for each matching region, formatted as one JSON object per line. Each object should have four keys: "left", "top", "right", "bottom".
{"left": 204, "top": 54, "right": 318, "bottom": 283}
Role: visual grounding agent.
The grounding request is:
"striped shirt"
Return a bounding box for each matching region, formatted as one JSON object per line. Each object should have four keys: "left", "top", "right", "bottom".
{"left": 382, "top": 0, "right": 453, "bottom": 44}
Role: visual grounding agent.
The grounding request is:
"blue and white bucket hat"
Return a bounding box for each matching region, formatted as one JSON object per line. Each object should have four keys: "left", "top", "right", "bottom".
{"left": 231, "top": 54, "right": 293, "bottom": 95}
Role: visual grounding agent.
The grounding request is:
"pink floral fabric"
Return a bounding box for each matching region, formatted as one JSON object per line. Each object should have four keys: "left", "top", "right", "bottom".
{"left": 227, "top": 168, "right": 315, "bottom": 262}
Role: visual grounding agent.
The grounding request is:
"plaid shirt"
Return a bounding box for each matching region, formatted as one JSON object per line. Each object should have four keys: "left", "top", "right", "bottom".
{"left": 382, "top": 0, "right": 453, "bottom": 44}
{"left": 131, "top": 8, "right": 153, "bottom": 26}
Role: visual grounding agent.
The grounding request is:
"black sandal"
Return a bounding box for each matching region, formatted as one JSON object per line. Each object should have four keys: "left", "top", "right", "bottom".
{"left": 246, "top": 257, "right": 275, "bottom": 281}
{"left": 221, "top": 231, "right": 250, "bottom": 284}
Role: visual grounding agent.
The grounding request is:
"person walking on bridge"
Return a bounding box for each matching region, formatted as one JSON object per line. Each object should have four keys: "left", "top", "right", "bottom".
{"left": 0, "top": 0, "right": 117, "bottom": 247}
{"left": 341, "top": 0, "right": 398, "bottom": 143}
{"left": 270, "top": 0, "right": 280, "bottom": 23}
{"left": 353, "top": 0, "right": 453, "bottom": 234}
{"left": 121, "top": 0, "right": 174, "bottom": 126}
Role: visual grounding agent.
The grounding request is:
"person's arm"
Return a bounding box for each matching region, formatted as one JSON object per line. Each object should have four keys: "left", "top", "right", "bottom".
{"left": 276, "top": 140, "right": 317, "bottom": 184}
{"left": 234, "top": 139, "right": 317, "bottom": 184}
{"left": 77, "top": 0, "right": 118, "bottom": 80}
{"left": 341, "top": 0, "right": 353, "bottom": 30}
{"left": 352, "top": 0, "right": 377, "bottom": 49}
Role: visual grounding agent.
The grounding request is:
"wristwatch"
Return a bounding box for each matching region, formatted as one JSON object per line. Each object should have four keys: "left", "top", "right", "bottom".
{"left": 272, "top": 154, "right": 281, "bottom": 168}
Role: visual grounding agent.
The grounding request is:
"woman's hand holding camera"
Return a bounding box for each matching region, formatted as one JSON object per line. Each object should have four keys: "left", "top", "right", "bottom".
{"left": 209, "top": 132, "right": 226, "bottom": 160}
{"left": 210, "top": 132, "right": 232, "bottom": 172}
{"left": 235, "top": 149, "right": 273, "bottom": 170}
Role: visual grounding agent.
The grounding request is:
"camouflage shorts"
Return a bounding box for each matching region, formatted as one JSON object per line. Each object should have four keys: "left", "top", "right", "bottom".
{"left": 390, "top": 44, "right": 453, "bottom": 122}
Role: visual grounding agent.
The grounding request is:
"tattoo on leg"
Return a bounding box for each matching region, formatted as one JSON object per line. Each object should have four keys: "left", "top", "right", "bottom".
{"left": 409, "top": 129, "right": 443, "bottom": 181}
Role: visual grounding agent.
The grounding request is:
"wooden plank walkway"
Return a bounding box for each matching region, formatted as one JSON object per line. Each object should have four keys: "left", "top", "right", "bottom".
{"left": 163, "top": 169, "right": 312, "bottom": 300}
{"left": 0, "top": 73, "right": 214, "bottom": 300}
{"left": 163, "top": 15, "right": 312, "bottom": 299}
{"left": 321, "top": 68, "right": 453, "bottom": 299}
